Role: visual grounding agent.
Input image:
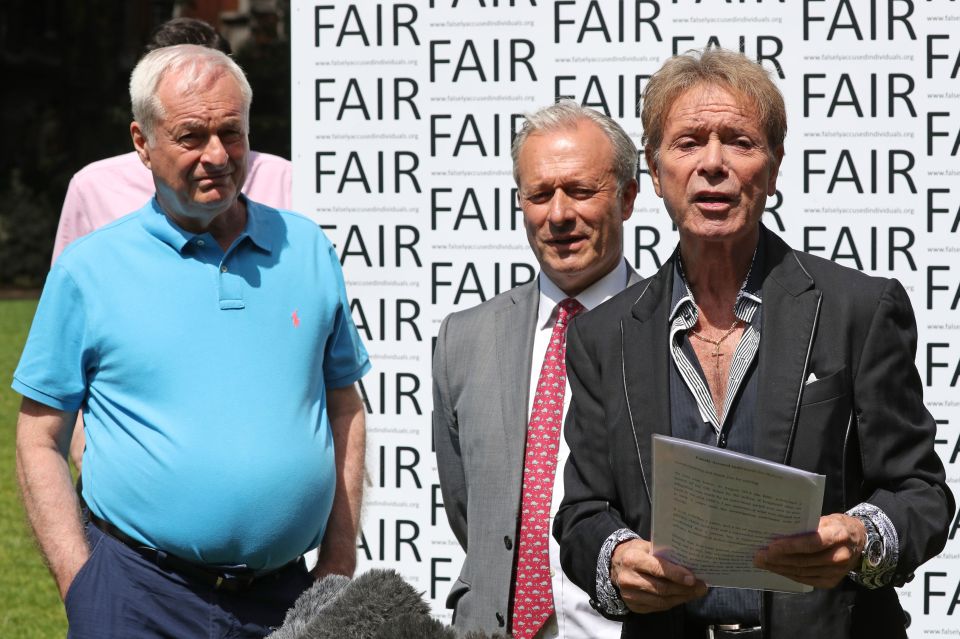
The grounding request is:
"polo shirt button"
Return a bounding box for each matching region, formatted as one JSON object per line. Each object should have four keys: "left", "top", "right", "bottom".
{"left": 221, "top": 265, "right": 228, "bottom": 273}
{"left": 197, "top": 239, "right": 205, "bottom": 247}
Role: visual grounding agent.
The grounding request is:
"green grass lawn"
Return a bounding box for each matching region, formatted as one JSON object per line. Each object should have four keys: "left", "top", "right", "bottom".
{"left": 0, "top": 299, "right": 68, "bottom": 638}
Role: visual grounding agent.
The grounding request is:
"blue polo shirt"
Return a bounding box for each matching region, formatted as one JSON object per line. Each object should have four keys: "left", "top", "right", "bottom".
{"left": 14, "top": 198, "right": 370, "bottom": 571}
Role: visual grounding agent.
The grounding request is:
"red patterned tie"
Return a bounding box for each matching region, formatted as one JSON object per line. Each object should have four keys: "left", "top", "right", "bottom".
{"left": 512, "top": 297, "right": 585, "bottom": 639}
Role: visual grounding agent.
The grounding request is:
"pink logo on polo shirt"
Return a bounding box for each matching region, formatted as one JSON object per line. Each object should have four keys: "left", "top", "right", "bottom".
{"left": 292, "top": 310, "right": 300, "bottom": 328}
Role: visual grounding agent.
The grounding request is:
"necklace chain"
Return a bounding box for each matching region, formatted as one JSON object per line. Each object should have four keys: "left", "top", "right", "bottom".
{"left": 689, "top": 317, "right": 742, "bottom": 417}
{"left": 689, "top": 318, "right": 741, "bottom": 348}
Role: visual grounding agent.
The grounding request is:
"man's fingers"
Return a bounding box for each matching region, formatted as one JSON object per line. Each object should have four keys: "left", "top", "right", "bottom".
{"left": 618, "top": 570, "right": 706, "bottom": 598}
{"left": 764, "top": 514, "right": 861, "bottom": 556}
{"left": 640, "top": 553, "right": 699, "bottom": 586}
{"left": 619, "top": 574, "right": 708, "bottom": 614}
{"left": 612, "top": 539, "right": 707, "bottom": 614}
{"left": 763, "top": 531, "right": 831, "bottom": 557}
{"left": 614, "top": 539, "right": 697, "bottom": 586}
{"left": 752, "top": 514, "right": 866, "bottom": 590}
{"left": 756, "top": 540, "right": 857, "bottom": 590}
{"left": 758, "top": 521, "right": 861, "bottom": 572}
{"left": 757, "top": 541, "right": 857, "bottom": 569}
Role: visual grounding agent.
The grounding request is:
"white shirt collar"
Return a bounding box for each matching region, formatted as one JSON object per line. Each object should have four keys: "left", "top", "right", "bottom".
{"left": 536, "top": 259, "right": 629, "bottom": 329}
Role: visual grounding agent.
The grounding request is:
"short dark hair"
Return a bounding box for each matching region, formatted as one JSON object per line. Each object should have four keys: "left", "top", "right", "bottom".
{"left": 144, "top": 17, "right": 232, "bottom": 55}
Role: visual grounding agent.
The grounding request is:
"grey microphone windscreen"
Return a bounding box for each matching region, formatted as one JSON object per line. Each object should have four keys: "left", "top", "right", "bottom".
{"left": 371, "top": 612, "right": 456, "bottom": 639}
{"left": 267, "top": 573, "right": 350, "bottom": 639}
{"left": 277, "top": 568, "right": 430, "bottom": 639}
{"left": 269, "top": 569, "right": 514, "bottom": 639}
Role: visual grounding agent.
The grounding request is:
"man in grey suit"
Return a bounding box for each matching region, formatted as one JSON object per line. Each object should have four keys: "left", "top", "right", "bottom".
{"left": 433, "top": 101, "right": 640, "bottom": 639}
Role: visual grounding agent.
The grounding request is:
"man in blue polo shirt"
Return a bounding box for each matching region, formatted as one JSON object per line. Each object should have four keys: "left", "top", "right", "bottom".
{"left": 13, "top": 44, "right": 369, "bottom": 637}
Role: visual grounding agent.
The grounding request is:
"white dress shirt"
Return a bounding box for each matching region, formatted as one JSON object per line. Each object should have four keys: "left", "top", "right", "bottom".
{"left": 526, "top": 260, "right": 630, "bottom": 639}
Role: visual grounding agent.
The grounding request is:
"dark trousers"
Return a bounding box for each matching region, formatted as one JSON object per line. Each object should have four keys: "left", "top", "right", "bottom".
{"left": 65, "top": 522, "right": 313, "bottom": 639}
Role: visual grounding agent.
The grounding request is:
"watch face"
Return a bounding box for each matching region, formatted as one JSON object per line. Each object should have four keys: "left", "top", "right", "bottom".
{"left": 865, "top": 539, "right": 884, "bottom": 569}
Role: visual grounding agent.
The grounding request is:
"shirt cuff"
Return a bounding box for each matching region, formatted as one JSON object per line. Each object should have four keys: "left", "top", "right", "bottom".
{"left": 595, "top": 528, "right": 641, "bottom": 616}
{"left": 846, "top": 502, "right": 899, "bottom": 589}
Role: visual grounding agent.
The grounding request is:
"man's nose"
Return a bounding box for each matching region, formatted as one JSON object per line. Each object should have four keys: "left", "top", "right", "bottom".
{"left": 699, "top": 138, "right": 726, "bottom": 176}
{"left": 546, "top": 191, "right": 576, "bottom": 226}
{"left": 201, "top": 135, "right": 229, "bottom": 167}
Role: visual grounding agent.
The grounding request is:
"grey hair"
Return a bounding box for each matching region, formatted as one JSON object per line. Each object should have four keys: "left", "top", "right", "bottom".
{"left": 130, "top": 44, "right": 252, "bottom": 143}
{"left": 511, "top": 99, "right": 638, "bottom": 194}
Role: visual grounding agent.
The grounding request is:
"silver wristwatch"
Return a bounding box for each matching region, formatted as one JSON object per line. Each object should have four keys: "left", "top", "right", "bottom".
{"left": 846, "top": 503, "right": 899, "bottom": 589}
{"left": 859, "top": 516, "right": 884, "bottom": 572}
{"left": 849, "top": 514, "right": 886, "bottom": 587}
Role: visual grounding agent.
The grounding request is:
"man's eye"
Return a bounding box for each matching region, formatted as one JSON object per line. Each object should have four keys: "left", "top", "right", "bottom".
{"left": 221, "top": 131, "right": 243, "bottom": 143}
{"left": 568, "top": 188, "right": 596, "bottom": 199}
{"left": 524, "top": 190, "right": 552, "bottom": 204}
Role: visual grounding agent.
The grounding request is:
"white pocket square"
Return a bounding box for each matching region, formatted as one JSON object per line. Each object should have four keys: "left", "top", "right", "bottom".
{"left": 805, "top": 372, "right": 818, "bottom": 384}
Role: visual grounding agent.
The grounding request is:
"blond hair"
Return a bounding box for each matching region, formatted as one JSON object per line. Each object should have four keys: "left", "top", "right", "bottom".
{"left": 641, "top": 48, "right": 786, "bottom": 160}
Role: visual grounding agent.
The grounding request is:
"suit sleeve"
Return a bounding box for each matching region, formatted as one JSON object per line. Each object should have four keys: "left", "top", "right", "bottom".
{"left": 554, "top": 316, "right": 633, "bottom": 600}
{"left": 854, "top": 278, "right": 955, "bottom": 584}
{"left": 433, "top": 315, "right": 469, "bottom": 550}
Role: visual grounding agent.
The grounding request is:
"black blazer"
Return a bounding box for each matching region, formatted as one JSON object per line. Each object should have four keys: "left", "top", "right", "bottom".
{"left": 554, "top": 227, "right": 954, "bottom": 638}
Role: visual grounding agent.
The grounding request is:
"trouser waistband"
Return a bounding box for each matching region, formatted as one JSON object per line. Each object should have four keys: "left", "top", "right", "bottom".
{"left": 84, "top": 505, "right": 300, "bottom": 593}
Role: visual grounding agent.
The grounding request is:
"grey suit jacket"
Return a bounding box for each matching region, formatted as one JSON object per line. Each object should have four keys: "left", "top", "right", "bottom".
{"left": 433, "top": 265, "right": 640, "bottom": 636}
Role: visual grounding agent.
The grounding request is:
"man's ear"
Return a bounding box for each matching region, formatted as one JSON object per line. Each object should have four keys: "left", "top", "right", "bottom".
{"left": 130, "top": 122, "right": 151, "bottom": 169}
{"left": 644, "top": 146, "right": 663, "bottom": 197}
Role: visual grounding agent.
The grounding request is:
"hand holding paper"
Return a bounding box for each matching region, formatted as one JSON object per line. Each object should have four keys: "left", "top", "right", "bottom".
{"left": 611, "top": 538, "right": 708, "bottom": 614}
{"left": 651, "top": 435, "right": 827, "bottom": 593}
{"left": 754, "top": 513, "right": 867, "bottom": 589}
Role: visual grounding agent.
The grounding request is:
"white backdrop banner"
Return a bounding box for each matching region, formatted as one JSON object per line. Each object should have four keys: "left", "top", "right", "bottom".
{"left": 290, "top": 1, "right": 960, "bottom": 632}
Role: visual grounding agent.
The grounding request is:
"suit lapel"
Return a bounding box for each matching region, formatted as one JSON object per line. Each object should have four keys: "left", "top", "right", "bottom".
{"left": 755, "top": 230, "right": 821, "bottom": 465}
{"left": 617, "top": 233, "right": 821, "bottom": 490}
{"left": 496, "top": 281, "right": 539, "bottom": 479}
{"left": 621, "top": 264, "right": 673, "bottom": 503}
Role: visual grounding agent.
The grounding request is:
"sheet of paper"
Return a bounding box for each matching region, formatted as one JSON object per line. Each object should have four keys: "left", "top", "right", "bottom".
{"left": 650, "top": 434, "right": 825, "bottom": 593}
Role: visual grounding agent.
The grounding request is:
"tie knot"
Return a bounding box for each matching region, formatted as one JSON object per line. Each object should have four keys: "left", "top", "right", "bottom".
{"left": 556, "top": 298, "right": 585, "bottom": 326}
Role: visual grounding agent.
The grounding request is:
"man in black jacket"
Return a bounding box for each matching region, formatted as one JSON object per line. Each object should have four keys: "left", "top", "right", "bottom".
{"left": 554, "top": 48, "right": 954, "bottom": 639}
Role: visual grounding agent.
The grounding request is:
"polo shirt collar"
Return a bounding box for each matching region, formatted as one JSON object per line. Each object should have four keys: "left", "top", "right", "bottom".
{"left": 242, "top": 198, "right": 276, "bottom": 253}
{"left": 140, "top": 197, "right": 193, "bottom": 253}
{"left": 139, "top": 195, "right": 276, "bottom": 255}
